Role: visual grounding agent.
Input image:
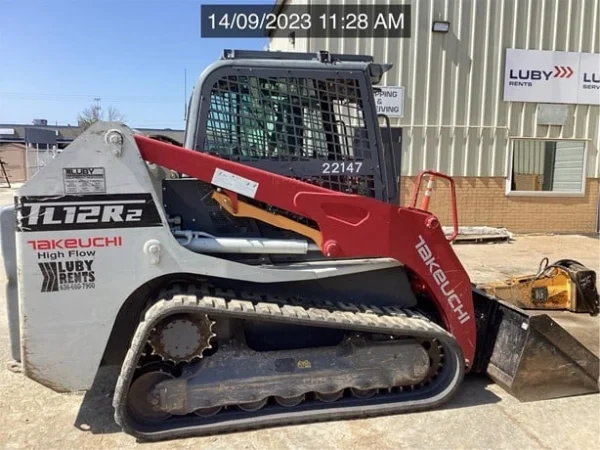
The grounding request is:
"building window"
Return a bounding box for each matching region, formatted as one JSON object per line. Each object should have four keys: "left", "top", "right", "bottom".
{"left": 507, "top": 139, "right": 587, "bottom": 196}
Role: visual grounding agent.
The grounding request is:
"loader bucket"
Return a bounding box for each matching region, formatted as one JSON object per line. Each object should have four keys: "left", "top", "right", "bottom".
{"left": 471, "top": 288, "right": 599, "bottom": 402}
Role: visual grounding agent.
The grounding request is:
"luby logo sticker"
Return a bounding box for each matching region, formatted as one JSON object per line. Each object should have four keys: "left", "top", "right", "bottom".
{"left": 16, "top": 193, "right": 163, "bottom": 232}
{"left": 39, "top": 259, "right": 96, "bottom": 292}
{"left": 31, "top": 235, "right": 122, "bottom": 292}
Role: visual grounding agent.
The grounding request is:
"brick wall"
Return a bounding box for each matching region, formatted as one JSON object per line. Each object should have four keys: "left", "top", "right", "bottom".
{"left": 0, "top": 143, "right": 26, "bottom": 182}
{"left": 513, "top": 173, "right": 542, "bottom": 191}
{"left": 400, "top": 177, "right": 599, "bottom": 234}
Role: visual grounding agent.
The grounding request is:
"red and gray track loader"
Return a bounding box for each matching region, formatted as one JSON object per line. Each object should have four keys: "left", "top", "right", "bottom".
{"left": 1, "top": 50, "right": 598, "bottom": 441}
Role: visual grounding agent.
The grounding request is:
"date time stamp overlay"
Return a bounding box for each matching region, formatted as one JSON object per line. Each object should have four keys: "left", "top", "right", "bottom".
{"left": 201, "top": 4, "right": 411, "bottom": 39}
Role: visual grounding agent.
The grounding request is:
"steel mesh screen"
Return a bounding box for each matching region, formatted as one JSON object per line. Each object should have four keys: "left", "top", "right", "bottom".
{"left": 203, "top": 74, "right": 375, "bottom": 197}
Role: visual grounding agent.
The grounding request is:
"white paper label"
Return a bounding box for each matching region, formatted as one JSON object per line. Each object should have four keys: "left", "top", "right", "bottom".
{"left": 374, "top": 86, "right": 404, "bottom": 117}
{"left": 211, "top": 168, "right": 259, "bottom": 198}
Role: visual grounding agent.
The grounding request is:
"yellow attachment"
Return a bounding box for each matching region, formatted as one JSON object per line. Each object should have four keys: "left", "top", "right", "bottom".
{"left": 479, "top": 268, "right": 573, "bottom": 311}
{"left": 211, "top": 191, "right": 323, "bottom": 248}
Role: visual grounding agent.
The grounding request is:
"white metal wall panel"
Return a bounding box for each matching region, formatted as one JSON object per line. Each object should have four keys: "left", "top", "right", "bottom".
{"left": 268, "top": 0, "right": 310, "bottom": 52}
{"left": 513, "top": 140, "right": 544, "bottom": 175}
{"left": 269, "top": 0, "right": 600, "bottom": 178}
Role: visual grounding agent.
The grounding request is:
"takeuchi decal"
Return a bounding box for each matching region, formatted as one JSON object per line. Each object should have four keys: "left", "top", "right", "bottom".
{"left": 27, "top": 236, "right": 122, "bottom": 250}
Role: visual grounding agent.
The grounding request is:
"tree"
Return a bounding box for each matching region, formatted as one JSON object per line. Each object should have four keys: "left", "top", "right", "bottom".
{"left": 77, "top": 101, "right": 125, "bottom": 129}
{"left": 107, "top": 106, "right": 125, "bottom": 122}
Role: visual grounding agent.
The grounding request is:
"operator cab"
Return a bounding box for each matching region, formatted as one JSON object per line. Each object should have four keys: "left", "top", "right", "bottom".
{"left": 162, "top": 50, "right": 400, "bottom": 263}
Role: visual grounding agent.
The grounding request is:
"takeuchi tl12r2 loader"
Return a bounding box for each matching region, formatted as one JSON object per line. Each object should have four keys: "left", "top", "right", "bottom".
{"left": 1, "top": 50, "right": 598, "bottom": 441}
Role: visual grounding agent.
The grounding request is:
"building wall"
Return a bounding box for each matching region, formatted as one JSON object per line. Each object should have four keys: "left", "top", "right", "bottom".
{"left": 269, "top": 0, "right": 310, "bottom": 52}
{"left": 401, "top": 177, "right": 599, "bottom": 233}
{"left": 269, "top": 0, "right": 600, "bottom": 178}
{"left": 0, "top": 124, "right": 185, "bottom": 184}
{"left": 0, "top": 143, "right": 26, "bottom": 182}
{"left": 270, "top": 0, "right": 600, "bottom": 233}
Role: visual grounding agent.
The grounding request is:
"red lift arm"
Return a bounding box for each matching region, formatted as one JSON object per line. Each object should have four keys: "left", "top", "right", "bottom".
{"left": 134, "top": 135, "right": 476, "bottom": 368}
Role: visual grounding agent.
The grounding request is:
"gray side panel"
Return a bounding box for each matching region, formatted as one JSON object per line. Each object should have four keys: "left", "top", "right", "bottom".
{"left": 0, "top": 204, "right": 20, "bottom": 362}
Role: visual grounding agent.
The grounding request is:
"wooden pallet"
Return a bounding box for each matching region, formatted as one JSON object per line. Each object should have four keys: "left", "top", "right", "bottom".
{"left": 450, "top": 234, "right": 511, "bottom": 244}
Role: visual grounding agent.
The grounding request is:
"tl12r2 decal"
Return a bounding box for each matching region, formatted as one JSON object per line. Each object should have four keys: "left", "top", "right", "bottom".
{"left": 39, "top": 260, "right": 96, "bottom": 293}
{"left": 15, "top": 193, "right": 163, "bottom": 232}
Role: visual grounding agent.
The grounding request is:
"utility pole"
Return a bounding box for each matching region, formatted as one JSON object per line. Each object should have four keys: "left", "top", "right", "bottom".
{"left": 184, "top": 69, "right": 188, "bottom": 122}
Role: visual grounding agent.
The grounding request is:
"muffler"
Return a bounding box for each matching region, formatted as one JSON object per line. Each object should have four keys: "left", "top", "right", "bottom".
{"left": 471, "top": 288, "right": 599, "bottom": 402}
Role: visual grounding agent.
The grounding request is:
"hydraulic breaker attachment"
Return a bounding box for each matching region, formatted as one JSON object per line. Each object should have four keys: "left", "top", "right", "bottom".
{"left": 478, "top": 258, "right": 599, "bottom": 316}
{"left": 472, "top": 288, "right": 599, "bottom": 402}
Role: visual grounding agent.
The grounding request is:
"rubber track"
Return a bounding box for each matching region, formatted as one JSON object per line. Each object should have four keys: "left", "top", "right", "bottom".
{"left": 113, "top": 287, "right": 465, "bottom": 441}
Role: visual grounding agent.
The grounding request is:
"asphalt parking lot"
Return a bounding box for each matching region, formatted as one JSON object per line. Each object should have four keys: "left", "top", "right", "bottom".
{"left": 0, "top": 184, "right": 598, "bottom": 449}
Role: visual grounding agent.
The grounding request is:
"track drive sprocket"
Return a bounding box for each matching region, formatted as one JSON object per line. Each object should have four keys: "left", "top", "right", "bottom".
{"left": 148, "top": 313, "right": 215, "bottom": 363}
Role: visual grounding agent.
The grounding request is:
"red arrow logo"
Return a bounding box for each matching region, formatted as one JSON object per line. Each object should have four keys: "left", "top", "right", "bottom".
{"left": 554, "top": 66, "right": 563, "bottom": 77}
{"left": 554, "top": 66, "right": 574, "bottom": 78}
{"left": 566, "top": 66, "right": 574, "bottom": 78}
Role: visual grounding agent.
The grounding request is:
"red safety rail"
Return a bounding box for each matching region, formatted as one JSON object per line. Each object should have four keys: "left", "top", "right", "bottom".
{"left": 410, "top": 170, "right": 459, "bottom": 242}
{"left": 135, "top": 135, "right": 476, "bottom": 369}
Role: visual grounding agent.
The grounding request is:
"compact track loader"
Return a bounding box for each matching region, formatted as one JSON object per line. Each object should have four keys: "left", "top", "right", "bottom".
{"left": 1, "top": 50, "right": 598, "bottom": 441}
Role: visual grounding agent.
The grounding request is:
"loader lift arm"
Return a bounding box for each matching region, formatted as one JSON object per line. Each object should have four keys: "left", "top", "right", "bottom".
{"left": 134, "top": 134, "right": 476, "bottom": 368}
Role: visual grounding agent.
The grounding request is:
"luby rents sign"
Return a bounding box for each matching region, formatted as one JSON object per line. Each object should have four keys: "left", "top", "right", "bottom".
{"left": 503, "top": 49, "right": 600, "bottom": 105}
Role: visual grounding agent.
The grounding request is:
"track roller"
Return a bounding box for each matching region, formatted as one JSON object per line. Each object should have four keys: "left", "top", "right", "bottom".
{"left": 315, "top": 390, "right": 344, "bottom": 403}
{"left": 274, "top": 394, "right": 305, "bottom": 407}
{"left": 238, "top": 399, "right": 268, "bottom": 412}
{"left": 126, "top": 364, "right": 175, "bottom": 424}
{"left": 350, "top": 388, "right": 378, "bottom": 399}
{"left": 194, "top": 406, "right": 222, "bottom": 417}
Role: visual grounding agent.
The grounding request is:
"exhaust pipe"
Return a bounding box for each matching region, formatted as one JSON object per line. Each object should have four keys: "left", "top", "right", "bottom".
{"left": 174, "top": 230, "right": 321, "bottom": 255}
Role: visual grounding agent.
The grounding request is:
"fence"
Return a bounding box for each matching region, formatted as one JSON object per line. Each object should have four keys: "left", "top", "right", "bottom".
{"left": 26, "top": 143, "right": 61, "bottom": 180}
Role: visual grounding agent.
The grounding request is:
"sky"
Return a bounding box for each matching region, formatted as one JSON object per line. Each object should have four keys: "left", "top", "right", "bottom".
{"left": 0, "top": 0, "right": 272, "bottom": 129}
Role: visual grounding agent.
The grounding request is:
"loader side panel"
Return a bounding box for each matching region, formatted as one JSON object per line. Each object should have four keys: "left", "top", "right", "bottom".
{"left": 13, "top": 121, "right": 408, "bottom": 392}
{"left": 14, "top": 124, "right": 170, "bottom": 391}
